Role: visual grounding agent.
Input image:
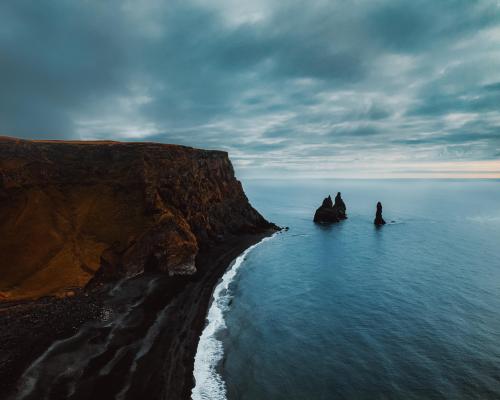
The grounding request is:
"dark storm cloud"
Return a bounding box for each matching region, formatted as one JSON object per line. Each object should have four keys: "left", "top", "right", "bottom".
{"left": 0, "top": 1, "right": 135, "bottom": 138}
{"left": 1, "top": 0, "right": 499, "bottom": 176}
{"left": 365, "top": 0, "right": 499, "bottom": 52}
{"left": 329, "top": 125, "right": 380, "bottom": 138}
{"left": 366, "top": 105, "right": 390, "bottom": 121}
{"left": 395, "top": 131, "right": 500, "bottom": 146}
{"left": 483, "top": 82, "right": 500, "bottom": 91}
{"left": 408, "top": 72, "right": 500, "bottom": 117}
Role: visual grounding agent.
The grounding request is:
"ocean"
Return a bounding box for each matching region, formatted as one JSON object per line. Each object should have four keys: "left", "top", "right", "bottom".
{"left": 192, "top": 179, "right": 500, "bottom": 400}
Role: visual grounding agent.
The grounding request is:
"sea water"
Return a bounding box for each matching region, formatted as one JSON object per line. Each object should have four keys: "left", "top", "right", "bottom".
{"left": 193, "top": 180, "right": 500, "bottom": 400}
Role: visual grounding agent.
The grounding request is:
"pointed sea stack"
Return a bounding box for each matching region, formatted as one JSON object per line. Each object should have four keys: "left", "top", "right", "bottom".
{"left": 374, "top": 201, "right": 386, "bottom": 225}
{"left": 334, "top": 192, "right": 347, "bottom": 219}
{"left": 313, "top": 192, "right": 347, "bottom": 224}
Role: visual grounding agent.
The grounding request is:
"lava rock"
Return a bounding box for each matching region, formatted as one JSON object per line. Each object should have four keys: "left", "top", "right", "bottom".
{"left": 374, "top": 201, "right": 386, "bottom": 225}
{"left": 313, "top": 192, "right": 347, "bottom": 224}
{"left": 334, "top": 192, "right": 347, "bottom": 219}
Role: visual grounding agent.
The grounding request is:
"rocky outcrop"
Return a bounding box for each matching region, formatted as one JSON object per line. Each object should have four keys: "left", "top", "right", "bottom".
{"left": 0, "top": 136, "right": 276, "bottom": 300}
{"left": 313, "top": 192, "right": 347, "bottom": 223}
{"left": 334, "top": 192, "right": 347, "bottom": 219}
{"left": 374, "top": 201, "right": 386, "bottom": 225}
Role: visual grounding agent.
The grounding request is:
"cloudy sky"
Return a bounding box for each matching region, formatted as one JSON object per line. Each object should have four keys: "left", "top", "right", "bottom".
{"left": 1, "top": 0, "right": 500, "bottom": 178}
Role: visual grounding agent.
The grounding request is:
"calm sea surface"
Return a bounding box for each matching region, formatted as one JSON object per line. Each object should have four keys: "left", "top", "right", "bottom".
{"left": 193, "top": 180, "right": 500, "bottom": 400}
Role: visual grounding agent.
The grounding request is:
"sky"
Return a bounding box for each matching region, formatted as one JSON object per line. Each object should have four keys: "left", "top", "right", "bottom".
{"left": 1, "top": 0, "right": 500, "bottom": 178}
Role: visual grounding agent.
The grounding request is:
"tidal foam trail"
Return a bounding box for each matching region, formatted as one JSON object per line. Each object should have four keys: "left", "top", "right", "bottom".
{"left": 191, "top": 235, "right": 274, "bottom": 400}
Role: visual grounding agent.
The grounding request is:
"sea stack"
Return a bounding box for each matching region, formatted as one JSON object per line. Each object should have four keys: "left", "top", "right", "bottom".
{"left": 374, "top": 201, "right": 386, "bottom": 225}
{"left": 334, "top": 192, "right": 347, "bottom": 219}
{"left": 313, "top": 192, "right": 347, "bottom": 223}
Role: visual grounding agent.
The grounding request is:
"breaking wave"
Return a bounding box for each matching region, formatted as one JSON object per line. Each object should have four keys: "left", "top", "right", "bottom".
{"left": 191, "top": 236, "right": 274, "bottom": 400}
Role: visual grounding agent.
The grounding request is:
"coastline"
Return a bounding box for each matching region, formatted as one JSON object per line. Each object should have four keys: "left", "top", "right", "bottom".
{"left": 0, "top": 230, "right": 276, "bottom": 400}
{"left": 150, "top": 230, "right": 277, "bottom": 400}
{"left": 192, "top": 234, "right": 276, "bottom": 400}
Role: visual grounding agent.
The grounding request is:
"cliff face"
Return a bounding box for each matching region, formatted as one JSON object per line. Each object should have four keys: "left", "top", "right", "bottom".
{"left": 0, "top": 136, "right": 274, "bottom": 300}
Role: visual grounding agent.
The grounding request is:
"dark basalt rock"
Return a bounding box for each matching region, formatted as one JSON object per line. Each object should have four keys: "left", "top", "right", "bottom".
{"left": 334, "top": 192, "right": 347, "bottom": 220}
{"left": 374, "top": 201, "right": 386, "bottom": 225}
{"left": 313, "top": 192, "right": 347, "bottom": 224}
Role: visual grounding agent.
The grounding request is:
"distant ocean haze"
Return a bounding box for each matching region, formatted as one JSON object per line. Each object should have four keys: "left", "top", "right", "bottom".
{"left": 194, "top": 179, "right": 500, "bottom": 400}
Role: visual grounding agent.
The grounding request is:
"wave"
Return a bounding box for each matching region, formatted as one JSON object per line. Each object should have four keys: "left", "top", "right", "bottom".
{"left": 191, "top": 235, "right": 274, "bottom": 400}
{"left": 467, "top": 215, "right": 500, "bottom": 223}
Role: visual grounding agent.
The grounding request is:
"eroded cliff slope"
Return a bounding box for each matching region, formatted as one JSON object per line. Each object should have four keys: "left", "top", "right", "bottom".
{"left": 0, "top": 136, "right": 274, "bottom": 300}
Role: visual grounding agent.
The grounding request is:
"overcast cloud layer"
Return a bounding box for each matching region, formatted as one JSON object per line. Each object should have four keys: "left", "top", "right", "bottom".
{"left": 1, "top": 0, "right": 500, "bottom": 178}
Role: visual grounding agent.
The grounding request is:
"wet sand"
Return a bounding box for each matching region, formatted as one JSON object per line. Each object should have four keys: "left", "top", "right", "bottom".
{"left": 0, "top": 231, "right": 274, "bottom": 400}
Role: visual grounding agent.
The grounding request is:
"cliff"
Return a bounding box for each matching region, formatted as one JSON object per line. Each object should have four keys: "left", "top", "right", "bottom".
{"left": 0, "top": 136, "right": 275, "bottom": 300}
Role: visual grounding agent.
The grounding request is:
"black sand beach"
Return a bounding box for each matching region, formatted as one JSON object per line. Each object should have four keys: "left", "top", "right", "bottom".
{"left": 0, "top": 231, "right": 274, "bottom": 400}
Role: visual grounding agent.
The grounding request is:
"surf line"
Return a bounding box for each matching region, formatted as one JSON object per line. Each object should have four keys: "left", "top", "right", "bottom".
{"left": 191, "top": 234, "right": 276, "bottom": 400}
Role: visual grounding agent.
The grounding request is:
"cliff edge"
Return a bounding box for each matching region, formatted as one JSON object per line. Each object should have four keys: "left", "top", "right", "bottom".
{"left": 0, "top": 136, "right": 275, "bottom": 300}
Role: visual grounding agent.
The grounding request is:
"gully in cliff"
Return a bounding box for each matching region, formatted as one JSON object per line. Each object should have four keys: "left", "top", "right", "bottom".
{"left": 374, "top": 201, "right": 386, "bottom": 226}
{"left": 313, "top": 192, "right": 347, "bottom": 223}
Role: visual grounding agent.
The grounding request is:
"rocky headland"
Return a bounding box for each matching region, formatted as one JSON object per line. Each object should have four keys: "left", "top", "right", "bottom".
{"left": 313, "top": 192, "right": 347, "bottom": 223}
{"left": 0, "top": 136, "right": 278, "bottom": 399}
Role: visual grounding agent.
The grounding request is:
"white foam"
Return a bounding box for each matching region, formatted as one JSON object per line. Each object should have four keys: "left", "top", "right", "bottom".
{"left": 191, "top": 235, "right": 274, "bottom": 400}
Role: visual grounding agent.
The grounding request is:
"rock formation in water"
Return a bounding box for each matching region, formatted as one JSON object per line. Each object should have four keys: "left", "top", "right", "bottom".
{"left": 0, "top": 136, "right": 277, "bottom": 300}
{"left": 313, "top": 192, "right": 347, "bottom": 223}
{"left": 334, "top": 192, "right": 347, "bottom": 219}
{"left": 374, "top": 201, "right": 386, "bottom": 225}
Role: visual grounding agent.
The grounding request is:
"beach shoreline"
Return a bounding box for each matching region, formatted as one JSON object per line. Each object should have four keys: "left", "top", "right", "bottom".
{"left": 0, "top": 230, "right": 276, "bottom": 400}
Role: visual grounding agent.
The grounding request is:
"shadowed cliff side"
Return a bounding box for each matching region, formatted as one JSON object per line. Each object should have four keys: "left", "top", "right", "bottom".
{"left": 0, "top": 136, "right": 276, "bottom": 300}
